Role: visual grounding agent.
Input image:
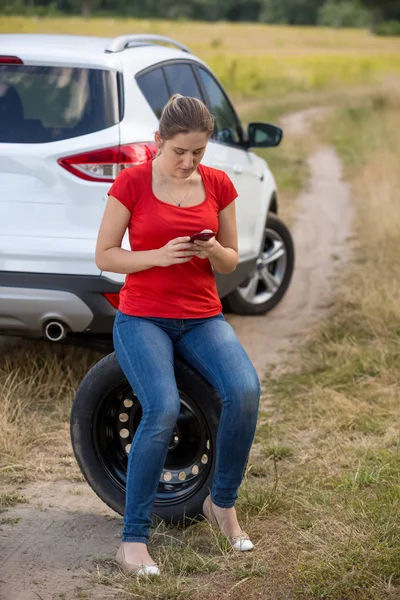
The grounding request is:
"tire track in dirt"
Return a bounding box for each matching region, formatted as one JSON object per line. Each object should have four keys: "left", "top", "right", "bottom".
{"left": 0, "top": 108, "right": 353, "bottom": 600}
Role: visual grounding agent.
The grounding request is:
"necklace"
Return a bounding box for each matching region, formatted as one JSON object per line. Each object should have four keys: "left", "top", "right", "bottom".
{"left": 156, "top": 159, "right": 192, "bottom": 207}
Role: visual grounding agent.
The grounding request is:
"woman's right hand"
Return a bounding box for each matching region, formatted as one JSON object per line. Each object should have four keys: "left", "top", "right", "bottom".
{"left": 156, "top": 236, "right": 199, "bottom": 267}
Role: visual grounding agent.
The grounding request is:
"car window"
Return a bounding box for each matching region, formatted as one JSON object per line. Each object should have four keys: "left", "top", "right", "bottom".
{"left": 163, "top": 63, "right": 203, "bottom": 100}
{"left": 0, "top": 65, "right": 119, "bottom": 144}
{"left": 196, "top": 67, "right": 242, "bottom": 146}
{"left": 136, "top": 67, "right": 169, "bottom": 119}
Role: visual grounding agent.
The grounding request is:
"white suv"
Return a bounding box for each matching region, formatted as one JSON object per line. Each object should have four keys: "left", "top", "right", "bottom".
{"left": 0, "top": 33, "right": 294, "bottom": 351}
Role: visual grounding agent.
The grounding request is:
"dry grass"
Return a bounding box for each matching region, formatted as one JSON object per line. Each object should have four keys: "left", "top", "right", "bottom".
{"left": 87, "top": 492, "right": 295, "bottom": 600}
{"left": 256, "top": 92, "right": 400, "bottom": 599}
{"left": 0, "top": 489, "right": 27, "bottom": 507}
{"left": 0, "top": 341, "right": 104, "bottom": 485}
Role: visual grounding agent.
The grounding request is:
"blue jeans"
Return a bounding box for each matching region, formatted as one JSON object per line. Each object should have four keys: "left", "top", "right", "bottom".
{"left": 113, "top": 309, "right": 261, "bottom": 543}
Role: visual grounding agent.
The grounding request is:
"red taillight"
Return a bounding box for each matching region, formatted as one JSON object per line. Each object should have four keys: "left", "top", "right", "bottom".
{"left": 103, "top": 293, "right": 120, "bottom": 309}
{"left": 58, "top": 142, "right": 158, "bottom": 182}
{"left": 0, "top": 56, "right": 24, "bottom": 64}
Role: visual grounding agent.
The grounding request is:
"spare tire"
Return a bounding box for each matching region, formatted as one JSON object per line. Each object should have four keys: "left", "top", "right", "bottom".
{"left": 70, "top": 352, "right": 221, "bottom": 526}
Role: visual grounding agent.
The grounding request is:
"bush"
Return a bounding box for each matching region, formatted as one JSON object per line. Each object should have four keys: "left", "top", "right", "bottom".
{"left": 375, "top": 20, "right": 400, "bottom": 37}
{"left": 259, "top": 0, "right": 321, "bottom": 26}
{"left": 318, "top": 0, "right": 370, "bottom": 28}
{"left": 0, "top": 2, "right": 60, "bottom": 16}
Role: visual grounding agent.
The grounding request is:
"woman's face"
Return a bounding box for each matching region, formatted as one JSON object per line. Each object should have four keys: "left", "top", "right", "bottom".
{"left": 155, "top": 130, "right": 209, "bottom": 179}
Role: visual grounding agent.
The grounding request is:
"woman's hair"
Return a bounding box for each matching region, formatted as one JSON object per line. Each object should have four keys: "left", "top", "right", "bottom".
{"left": 158, "top": 94, "right": 215, "bottom": 140}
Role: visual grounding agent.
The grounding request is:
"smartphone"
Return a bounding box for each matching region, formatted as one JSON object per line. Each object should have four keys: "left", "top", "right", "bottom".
{"left": 189, "top": 231, "right": 217, "bottom": 242}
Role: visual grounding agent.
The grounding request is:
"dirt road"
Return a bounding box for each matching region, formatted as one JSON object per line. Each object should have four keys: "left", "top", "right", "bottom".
{"left": 0, "top": 108, "right": 353, "bottom": 600}
{"left": 226, "top": 108, "right": 351, "bottom": 377}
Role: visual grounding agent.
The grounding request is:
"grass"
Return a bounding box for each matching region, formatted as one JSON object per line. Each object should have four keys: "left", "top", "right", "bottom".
{"left": 0, "top": 341, "right": 104, "bottom": 484}
{"left": 0, "top": 516, "right": 21, "bottom": 525}
{"left": 89, "top": 509, "right": 284, "bottom": 599}
{"left": 256, "top": 90, "right": 400, "bottom": 599}
{"left": 0, "top": 490, "right": 27, "bottom": 507}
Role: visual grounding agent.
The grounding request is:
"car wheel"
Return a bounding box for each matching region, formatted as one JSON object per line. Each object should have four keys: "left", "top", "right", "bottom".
{"left": 223, "top": 213, "right": 294, "bottom": 316}
{"left": 70, "top": 352, "right": 221, "bottom": 526}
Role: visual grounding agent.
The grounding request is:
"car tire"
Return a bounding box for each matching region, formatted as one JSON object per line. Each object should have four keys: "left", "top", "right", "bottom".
{"left": 70, "top": 352, "right": 221, "bottom": 526}
{"left": 223, "top": 212, "right": 294, "bottom": 316}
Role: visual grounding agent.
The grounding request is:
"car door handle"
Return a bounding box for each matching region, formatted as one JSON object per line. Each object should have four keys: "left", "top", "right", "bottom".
{"left": 233, "top": 165, "right": 244, "bottom": 175}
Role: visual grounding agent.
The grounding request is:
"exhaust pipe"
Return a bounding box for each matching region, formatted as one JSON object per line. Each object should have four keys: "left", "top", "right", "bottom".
{"left": 44, "top": 320, "right": 68, "bottom": 342}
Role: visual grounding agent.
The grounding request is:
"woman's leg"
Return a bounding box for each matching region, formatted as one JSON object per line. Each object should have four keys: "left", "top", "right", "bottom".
{"left": 175, "top": 315, "right": 261, "bottom": 510}
{"left": 113, "top": 312, "right": 181, "bottom": 544}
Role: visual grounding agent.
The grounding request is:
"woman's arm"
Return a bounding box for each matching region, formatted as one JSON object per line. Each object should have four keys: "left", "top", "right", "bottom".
{"left": 95, "top": 196, "right": 159, "bottom": 274}
{"left": 95, "top": 195, "right": 198, "bottom": 273}
{"left": 208, "top": 201, "right": 238, "bottom": 275}
{"left": 194, "top": 201, "right": 238, "bottom": 274}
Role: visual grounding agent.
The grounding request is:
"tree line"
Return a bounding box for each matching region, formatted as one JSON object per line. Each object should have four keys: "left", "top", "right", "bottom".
{"left": 2, "top": 0, "right": 400, "bottom": 32}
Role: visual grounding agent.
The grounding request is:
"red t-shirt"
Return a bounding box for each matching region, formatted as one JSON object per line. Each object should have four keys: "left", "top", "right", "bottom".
{"left": 107, "top": 159, "right": 238, "bottom": 319}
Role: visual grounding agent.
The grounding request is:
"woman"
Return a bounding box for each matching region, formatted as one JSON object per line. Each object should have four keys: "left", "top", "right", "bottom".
{"left": 95, "top": 94, "right": 261, "bottom": 577}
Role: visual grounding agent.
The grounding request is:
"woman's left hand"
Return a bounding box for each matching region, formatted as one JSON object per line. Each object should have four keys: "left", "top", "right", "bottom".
{"left": 192, "top": 231, "right": 219, "bottom": 260}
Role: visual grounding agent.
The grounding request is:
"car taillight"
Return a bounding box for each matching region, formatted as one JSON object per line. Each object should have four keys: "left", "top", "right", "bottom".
{"left": 103, "top": 293, "right": 120, "bottom": 309}
{"left": 0, "top": 56, "right": 24, "bottom": 64}
{"left": 58, "top": 142, "right": 158, "bottom": 182}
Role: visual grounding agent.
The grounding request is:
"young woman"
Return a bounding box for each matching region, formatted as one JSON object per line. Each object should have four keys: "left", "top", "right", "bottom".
{"left": 95, "top": 94, "right": 261, "bottom": 576}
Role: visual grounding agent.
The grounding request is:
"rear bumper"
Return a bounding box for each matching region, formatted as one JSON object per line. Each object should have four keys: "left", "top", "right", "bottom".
{"left": 0, "top": 271, "right": 120, "bottom": 338}
{"left": 0, "top": 258, "right": 257, "bottom": 340}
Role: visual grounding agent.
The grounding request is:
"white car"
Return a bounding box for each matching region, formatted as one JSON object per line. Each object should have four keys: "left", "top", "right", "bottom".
{"left": 0, "top": 33, "right": 294, "bottom": 351}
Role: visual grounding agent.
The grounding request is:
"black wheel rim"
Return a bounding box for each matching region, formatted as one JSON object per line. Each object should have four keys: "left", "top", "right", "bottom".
{"left": 92, "top": 382, "right": 213, "bottom": 506}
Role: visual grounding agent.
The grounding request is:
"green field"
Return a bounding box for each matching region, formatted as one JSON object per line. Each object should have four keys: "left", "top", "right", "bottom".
{"left": 2, "top": 16, "right": 400, "bottom": 99}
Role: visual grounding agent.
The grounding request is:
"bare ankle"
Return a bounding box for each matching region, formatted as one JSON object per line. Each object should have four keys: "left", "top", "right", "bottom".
{"left": 122, "top": 541, "right": 147, "bottom": 548}
{"left": 121, "top": 542, "right": 152, "bottom": 560}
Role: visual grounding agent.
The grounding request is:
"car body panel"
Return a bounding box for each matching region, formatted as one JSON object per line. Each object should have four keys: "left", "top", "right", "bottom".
{"left": 0, "top": 126, "right": 121, "bottom": 275}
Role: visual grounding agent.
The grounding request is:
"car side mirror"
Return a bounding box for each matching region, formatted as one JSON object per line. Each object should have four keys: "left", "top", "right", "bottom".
{"left": 246, "top": 122, "right": 283, "bottom": 148}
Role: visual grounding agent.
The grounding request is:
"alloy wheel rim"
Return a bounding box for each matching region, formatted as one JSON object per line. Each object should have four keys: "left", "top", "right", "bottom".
{"left": 236, "top": 226, "right": 287, "bottom": 305}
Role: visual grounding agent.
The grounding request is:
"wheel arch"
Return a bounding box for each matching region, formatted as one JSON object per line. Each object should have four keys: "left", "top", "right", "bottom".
{"left": 269, "top": 191, "right": 278, "bottom": 215}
